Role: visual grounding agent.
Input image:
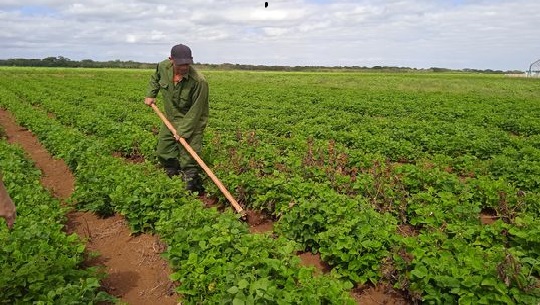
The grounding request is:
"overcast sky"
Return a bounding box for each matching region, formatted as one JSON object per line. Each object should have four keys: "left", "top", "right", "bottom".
{"left": 1, "top": 0, "right": 538, "bottom": 70}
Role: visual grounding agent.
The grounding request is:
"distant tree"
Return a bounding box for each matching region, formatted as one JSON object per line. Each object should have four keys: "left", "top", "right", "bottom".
{"left": 430, "top": 67, "right": 451, "bottom": 72}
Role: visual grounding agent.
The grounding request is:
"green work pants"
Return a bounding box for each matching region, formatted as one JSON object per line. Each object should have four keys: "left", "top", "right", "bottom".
{"left": 156, "top": 123, "right": 203, "bottom": 175}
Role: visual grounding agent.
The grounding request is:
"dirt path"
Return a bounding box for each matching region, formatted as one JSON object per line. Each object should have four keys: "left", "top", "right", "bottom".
{"left": 0, "top": 109, "right": 179, "bottom": 305}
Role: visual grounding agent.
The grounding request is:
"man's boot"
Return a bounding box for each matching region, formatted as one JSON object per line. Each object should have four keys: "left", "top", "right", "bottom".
{"left": 162, "top": 159, "right": 180, "bottom": 178}
{"left": 184, "top": 169, "right": 205, "bottom": 194}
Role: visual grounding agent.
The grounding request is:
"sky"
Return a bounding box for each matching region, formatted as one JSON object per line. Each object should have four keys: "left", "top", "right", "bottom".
{"left": 0, "top": 0, "right": 538, "bottom": 71}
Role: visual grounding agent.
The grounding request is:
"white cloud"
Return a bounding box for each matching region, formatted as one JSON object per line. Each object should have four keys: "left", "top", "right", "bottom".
{"left": 0, "top": 0, "right": 538, "bottom": 70}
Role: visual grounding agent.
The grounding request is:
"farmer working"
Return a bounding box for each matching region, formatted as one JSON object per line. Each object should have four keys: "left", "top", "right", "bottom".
{"left": 0, "top": 176, "right": 16, "bottom": 229}
{"left": 144, "top": 44, "right": 209, "bottom": 194}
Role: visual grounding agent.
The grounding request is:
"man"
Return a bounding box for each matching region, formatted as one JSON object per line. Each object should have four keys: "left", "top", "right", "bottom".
{"left": 144, "top": 44, "right": 209, "bottom": 194}
{"left": 0, "top": 176, "right": 16, "bottom": 229}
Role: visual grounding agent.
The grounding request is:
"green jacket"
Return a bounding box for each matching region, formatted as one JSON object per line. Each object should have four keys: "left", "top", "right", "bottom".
{"left": 146, "top": 60, "right": 209, "bottom": 139}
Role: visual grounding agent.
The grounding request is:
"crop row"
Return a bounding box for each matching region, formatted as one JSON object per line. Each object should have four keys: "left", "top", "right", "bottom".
{"left": 0, "top": 135, "right": 114, "bottom": 303}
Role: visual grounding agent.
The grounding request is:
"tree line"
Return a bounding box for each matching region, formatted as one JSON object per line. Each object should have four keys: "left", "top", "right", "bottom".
{"left": 0, "top": 56, "right": 523, "bottom": 74}
{"left": 0, "top": 56, "right": 155, "bottom": 69}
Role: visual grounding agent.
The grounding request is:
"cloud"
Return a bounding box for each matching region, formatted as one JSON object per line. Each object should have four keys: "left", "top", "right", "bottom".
{"left": 0, "top": 0, "right": 539, "bottom": 70}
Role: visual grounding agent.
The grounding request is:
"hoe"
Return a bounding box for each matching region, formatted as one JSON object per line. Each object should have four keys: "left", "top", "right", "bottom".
{"left": 150, "top": 104, "right": 247, "bottom": 220}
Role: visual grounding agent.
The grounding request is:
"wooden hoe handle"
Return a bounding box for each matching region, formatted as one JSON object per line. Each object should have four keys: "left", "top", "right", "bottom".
{"left": 150, "top": 103, "right": 245, "bottom": 216}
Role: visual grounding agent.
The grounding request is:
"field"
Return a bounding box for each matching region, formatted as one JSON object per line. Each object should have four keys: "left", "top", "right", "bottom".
{"left": 1, "top": 67, "right": 539, "bottom": 304}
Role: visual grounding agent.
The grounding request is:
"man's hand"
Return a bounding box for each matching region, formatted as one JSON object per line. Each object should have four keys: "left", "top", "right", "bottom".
{"left": 144, "top": 97, "right": 156, "bottom": 107}
{"left": 1, "top": 179, "right": 16, "bottom": 229}
{"left": 0, "top": 200, "right": 16, "bottom": 230}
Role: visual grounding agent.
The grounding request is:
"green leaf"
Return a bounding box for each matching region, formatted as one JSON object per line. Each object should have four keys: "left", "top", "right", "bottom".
{"left": 227, "top": 286, "right": 239, "bottom": 294}
{"left": 238, "top": 279, "right": 249, "bottom": 289}
{"left": 410, "top": 265, "right": 428, "bottom": 279}
{"left": 233, "top": 291, "right": 247, "bottom": 305}
{"left": 480, "top": 277, "right": 498, "bottom": 287}
{"left": 252, "top": 278, "right": 270, "bottom": 291}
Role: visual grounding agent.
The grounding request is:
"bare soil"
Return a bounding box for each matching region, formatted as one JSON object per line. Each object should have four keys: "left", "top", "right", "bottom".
{"left": 398, "top": 224, "right": 419, "bottom": 237}
{"left": 245, "top": 209, "right": 274, "bottom": 233}
{"left": 297, "top": 252, "right": 331, "bottom": 274}
{"left": 480, "top": 207, "right": 499, "bottom": 225}
{"left": 0, "top": 109, "right": 179, "bottom": 305}
{"left": 351, "top": 284, "right": 411, "bottom": 305}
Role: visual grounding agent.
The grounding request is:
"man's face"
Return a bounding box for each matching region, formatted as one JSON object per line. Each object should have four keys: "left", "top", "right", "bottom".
{"left": 174, "top": 64, "right": 190, "bottom": 75}
{"left": 169, "top": 58, "right": 190, "bottom": 75}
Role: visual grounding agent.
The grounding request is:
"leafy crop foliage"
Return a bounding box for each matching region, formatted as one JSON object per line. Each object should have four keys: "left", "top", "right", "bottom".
{"left": 0, "top": 141, "right": 114, "bottom": 304}
{"left": 0, "top": 67, "right": 539, "bottom": 303}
